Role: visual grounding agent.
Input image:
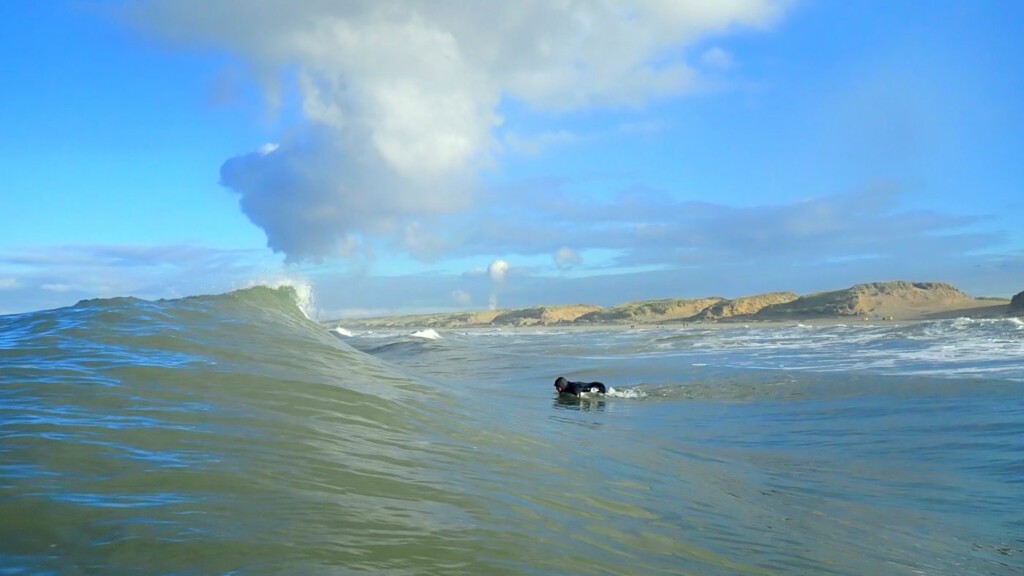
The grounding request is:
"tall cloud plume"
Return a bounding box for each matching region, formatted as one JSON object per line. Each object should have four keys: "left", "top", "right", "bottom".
{"left": 132, "top": 0, "right": 785, "bottom": 261}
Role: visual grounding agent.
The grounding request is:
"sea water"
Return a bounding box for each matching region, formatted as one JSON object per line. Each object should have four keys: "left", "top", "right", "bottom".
{"left": 1, "top": 286, "right": 1021, "bottom": 575}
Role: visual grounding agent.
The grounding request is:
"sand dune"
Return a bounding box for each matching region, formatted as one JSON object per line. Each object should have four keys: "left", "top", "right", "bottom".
{"left": 576, "top": 298, "right": 724, "bottom": 324}
{"left": 754, "top": 281, "right": 984, "bottom": 321}
{"left": 696, "top": 292, "right": 798, "bottom": 321}
{"left": 330, "top": 281, "right": 1019, "bottom": 328}
{"left": 491, "top": 304, "right": 601, "bottom": 326}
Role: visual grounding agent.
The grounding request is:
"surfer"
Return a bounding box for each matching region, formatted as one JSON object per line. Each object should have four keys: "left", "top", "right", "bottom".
{"left": 553, "top": 376, "right": 607, "bottom": 396}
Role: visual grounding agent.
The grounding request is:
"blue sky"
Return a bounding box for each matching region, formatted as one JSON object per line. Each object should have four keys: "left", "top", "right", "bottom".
{"left": 1, "top": 1, "right": 1021, "bottom": 317}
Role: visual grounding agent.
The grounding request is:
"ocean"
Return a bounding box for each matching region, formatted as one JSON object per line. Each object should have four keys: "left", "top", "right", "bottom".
{"left": 1, "top": 285, "right": 1021, "bottom": 575}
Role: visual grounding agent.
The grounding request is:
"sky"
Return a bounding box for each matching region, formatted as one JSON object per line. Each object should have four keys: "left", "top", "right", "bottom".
{"left": 1, "top": 1, "right": 1022, "bottom": 318}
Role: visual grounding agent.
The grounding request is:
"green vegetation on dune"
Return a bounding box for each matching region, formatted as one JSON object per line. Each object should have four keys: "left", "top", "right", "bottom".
{"left": 1011, "top": 290, "right": 1024, "bottom": 310}
{"left": 695, "top": 292, "right": 798, "bottom": 320}
{"left": 576, "top": 298, "right": 723, "bottom": 324}
{"left": 491, "top": 304, "right": 602, "bottom": 326}
{"left": 756, "top": 281, "right": 974, "bottom": 319}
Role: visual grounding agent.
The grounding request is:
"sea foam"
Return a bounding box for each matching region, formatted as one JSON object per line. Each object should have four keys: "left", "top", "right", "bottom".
{"left": 605, "top": 386, "right": 648, "bottom": 399}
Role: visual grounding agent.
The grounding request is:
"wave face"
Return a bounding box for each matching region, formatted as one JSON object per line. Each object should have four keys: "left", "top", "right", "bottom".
{"left": 0, "top": 287, "right": 482, "bottom": 574}
{"left": 2, "top": 292, "right": 1023, "bottom": 575}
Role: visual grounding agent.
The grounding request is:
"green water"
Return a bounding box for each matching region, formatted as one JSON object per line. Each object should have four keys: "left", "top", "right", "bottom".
{"left": 1, "top": 288, "right": 1021, "bottom": 574}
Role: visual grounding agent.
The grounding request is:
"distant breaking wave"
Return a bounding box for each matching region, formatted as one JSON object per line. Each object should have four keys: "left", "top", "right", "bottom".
{"left": 410, "top": 328, "right": 442, "bottom": 340}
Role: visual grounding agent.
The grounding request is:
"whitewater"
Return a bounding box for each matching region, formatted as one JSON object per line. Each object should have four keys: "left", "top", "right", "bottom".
{"left": 1, "top": 286, "right": 1021, "bottom": 575}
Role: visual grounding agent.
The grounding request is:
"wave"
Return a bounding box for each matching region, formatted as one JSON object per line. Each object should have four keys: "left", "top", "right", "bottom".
{"left": 0, "top": 285, "right": 483, "bottom": 564}
{"left": 329, "top": 326, "right": 354, "bottom": 337}
{"left": 3, "top": 288, "right": 1021, "bottom": 574}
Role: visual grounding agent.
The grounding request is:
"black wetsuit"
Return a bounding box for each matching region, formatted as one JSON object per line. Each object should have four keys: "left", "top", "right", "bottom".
{"left": 554, "top": 377, "right": 607, "bottom": 396}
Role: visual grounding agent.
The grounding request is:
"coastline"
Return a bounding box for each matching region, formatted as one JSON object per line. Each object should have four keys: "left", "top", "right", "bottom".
{"left": 328, "top": 295, "right": 1019, "bottom": 331}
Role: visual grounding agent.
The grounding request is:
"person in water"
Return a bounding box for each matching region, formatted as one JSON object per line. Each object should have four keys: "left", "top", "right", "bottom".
{"left": 553, "top": 376, "right": 607, "bottom": 396}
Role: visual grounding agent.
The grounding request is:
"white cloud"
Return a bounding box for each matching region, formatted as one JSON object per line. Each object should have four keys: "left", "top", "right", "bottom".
{"left": 256, "top": 142, "right": 279, "bottom": 156}
{"left": 425, "top": 184, "right": 1008, "bottom": 282}
{"left": 487, "top": 259, "right": 509, "bottom": 283}
{"left": 701, "top": 46, "right": 735, "bottom": 70}
{"left": 554, "top": 247, "right": 582, "bottom": 270}
{"left": 0, "top": 278, "right": 18, "bottom": 290}
{"left": 132, "top": 0, "right": 787, "bottom": 262}
{"left": 219, "top": 131, "right": 475, "bottom": 261}
{"left": 451, "top": 289, "right": 471, "bottom": 306}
